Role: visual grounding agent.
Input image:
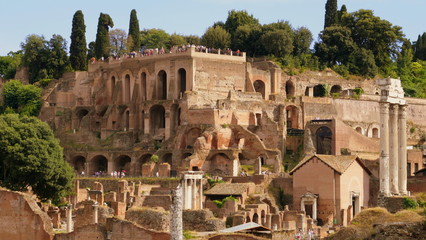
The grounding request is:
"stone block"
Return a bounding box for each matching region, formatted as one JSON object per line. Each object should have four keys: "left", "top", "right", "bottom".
{"left": 282, "top": 220, "right": 296, "bottom": 231}
{"left": 111, "top": 201, "right": 127, "bottom": 218}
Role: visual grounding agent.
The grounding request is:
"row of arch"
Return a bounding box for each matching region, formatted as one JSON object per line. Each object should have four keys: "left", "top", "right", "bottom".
{"left": 110, "top": 68, "right": 187, "bottom": 104}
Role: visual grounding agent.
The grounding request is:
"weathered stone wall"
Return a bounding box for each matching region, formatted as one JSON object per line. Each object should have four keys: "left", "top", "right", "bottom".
{"left": 125, "top": 207, "right": 170, "bottom": 232}
{"left": 182, "top": 209, "right": 225, "bottom": 231}
{"left": 142, "top": 195, "right": 172, "bottom": 210}
{"left": 0, "top": 188, "right": 53, "bottom": 240}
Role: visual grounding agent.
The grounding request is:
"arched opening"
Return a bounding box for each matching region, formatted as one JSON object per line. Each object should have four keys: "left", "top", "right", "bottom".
{"left": 313, "top": 84, "right": 326, "bottom": 97}
{"left": 355, "top": 127, "right": 362, "bottom": 134}
{"left": 252, "top": 213, "right": 259, "bottom": 224}
{"left": 203, "top": 153, "right": 231, "bottom": 176}
{"left": 246, "top": 216, "right": 251, "bottom": 223}
{"left": 286, "top": 105, "right": 299, "bottom": 129}
{"left": 253, "top": 80, "right": 266, "bottom": 99}
{"left": 76, "top": 109, "right": 89, "bottom": 128}
{"left": 115, "top": 155, "right": 131, "bottom": 174}
{"left": 372, "top": 128, "right": 379, "bottom": 138}
{"left": 136, "top": 154, "right": 152, "bottom": 176}
{"left": 72, "top": 156, "right": 86, "bottom": 175}
{"left": 330, "top": 85, "right": 342, "bottom": 96}
{"left": 157, "top": 70, "right": 167, "bottom": 100}
{"left": 285, "top": 80, "right": 295, "bottom": 98}
{"left": 150, "top": 105, "right": 166, "bottom": 136}
{"left": 162, "top": 153, "right": 172, "bottom": 165}
{"left": 178, "top": 68, "right": 186, "bottom": 97}
{"left": 125, "top": 74, "right": 131, "bottom": 103}
{"left": 111, "top": 76, "right": 116, "bottom": 99}
{"left": 140, "top": 110, "right": 145, "bottom": 133}
{"left": 316, "top": 126, "right": 333, "bottom": 155}
{"left": 90, "top": 155, "right": 108, "bottom": 175}
{"left": 124, "top": 110, "right": 130, "bottom": 131}
{"left": 141, "top": 72, "right": 147, "bottom": 100}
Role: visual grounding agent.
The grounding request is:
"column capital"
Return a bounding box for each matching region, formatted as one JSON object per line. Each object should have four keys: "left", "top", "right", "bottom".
{"left": 389, "top": 104, "right": 399, "bottom": 114}
{"left": 398, "top": 104, "right": 407, "bottom": 118}
{"left": 379, "top": 102, "right": 390, "bottom": 114}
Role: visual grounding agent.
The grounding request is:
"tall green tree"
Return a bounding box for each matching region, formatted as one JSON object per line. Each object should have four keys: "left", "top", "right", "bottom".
{"left": 293, "top": 27, "right": 313, "bottom": 55}
{"left": 201, "top": 26, "right": 231, "bottom": 49}
{"left": 169, "top": 34, "right": 188, "bottom": 47}
{"left": 0, "top": 51, "right": 22, "bottom": 79}
{"left": 70, "top": 10, "right": 87, "bottom": 71}
{"left": 128, "top": 9, "right": 141, "bottom": 52}
{"left": 315, "top": 26, "right": 356, "bottom": 66}
{"left": 2, "top": 80, "right": 42, "bottom": 116}
{"left": 21, "top": 34, "right": 47, "bottom": 83}
{"left": 0, "top": 114, "right": 74, "bottom": 203}
{"left": 260, "top": 29, "right": 294, "bottom": 57}
{"left": 324, "top": 0, "right": 338, "bottom": 28}
{"left": 224, "top": 10, "right": 259, "bottom": 35}
{"left": 47, "top": 34, "right": 70, "bottom": 79}
{"left": 95, "top": 13, "right": 114, "bottom": 59}
{"left": 109, "top": 29, "right": 129, "bottom": 56}
{"left": 140, "top": 28, "right": 170, "bottom": 49}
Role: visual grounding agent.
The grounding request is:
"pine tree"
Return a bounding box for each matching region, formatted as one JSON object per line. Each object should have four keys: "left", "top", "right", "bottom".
{"left": 324, "top": 0, "right": 338, "bottom": 28}
{"left": 128, "top": 9, "right": 141, "bottom": 52}
{"left": 70, "top": 10, "right": 87, "bottom": 71}
{"left": 95, "top": 13, "right": 114, "bottom": 59}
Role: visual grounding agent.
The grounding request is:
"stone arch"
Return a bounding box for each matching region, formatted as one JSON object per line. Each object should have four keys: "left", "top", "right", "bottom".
{"left": 76, "top": 108, "right": 89, "bottom": 128}
{"left": 253, "top": 213, "right": 259, "bottom": 224}
{"left": 71, "top": 155, "right": 86, "bottom": 174}
{"left": 141, "top": 71, "right": 147, "bottom": 100}
{"left": 124, "top": 74, "right": 131, "bottom": 103}
{"left": 157, "top": 70, "right": 167, "bottom": 100}
{"left": 316, "top": 126, "right": 332, "bottom": 155}
{"left": 253, "top": 80, "right": 266, "bottom": 99}
{"left": 355, "top": 126, "right": 363, "bottom": 135}
{"left": 162, "top": 153, "right": 172, "bottom": 165}
{"left": 135, "top": 154, "right": 152, "bottom": 176}
{"left": 330, "top": 85, "right": 342, "bottom": 95}
{"left": 203, "top": 153, "right": 232, "bottom": 176}
{"left": 178, "top": 68, "right": 186, "bottom": 97}
{"left": 150, "top": 105, "right": 166, "bottom": 136}
{"left": 285, "top": 80, "right": 295, "bottom": 97}
{"left": 313, "top": 84, "right": 326, "bottom": 97}
{"left": 372, "top": 127, "right": 379, "bottom": 138}
{"left": 90, "top": 155, "right": 108, "bottom": 175}
{"left": 286, "top": 105, "right": 300, "bottom": 129}
{"left": 115, "top": 155, "right": 131, "bottom": 174}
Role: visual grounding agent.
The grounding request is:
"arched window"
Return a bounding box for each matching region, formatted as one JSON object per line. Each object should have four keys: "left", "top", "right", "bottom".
{"left": 254, "top": 80, "right": 265, "bottom": 99}
{"left": 150, "top": 105, "right": 166, "bottom": 136}
{"left": 157, "top": 70, "right": 167, "bottom": 100}
{"left": 313, "top": 84, "right": 326, "bottom": 97}
{"left": 141, "top": 72, "right": 147, "bottom": 100}
{"left": 286, "top": 80, "right": 295, "bottom": 97}
{"left": 178, "top": 68, "right": 186, "bottom": 97}
{"left": 125, "top": 74, "right": 131, "bottom": 103}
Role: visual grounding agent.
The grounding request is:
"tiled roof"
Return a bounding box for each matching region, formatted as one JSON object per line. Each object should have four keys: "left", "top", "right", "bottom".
{"left": 204, "top": 183, "right": 249, "bottom": 196}
{"left": 290, "top": 154, "right": 371, "bottom": 175}
{"left": 220, "top": 222, "right": 271, "bottom": 233}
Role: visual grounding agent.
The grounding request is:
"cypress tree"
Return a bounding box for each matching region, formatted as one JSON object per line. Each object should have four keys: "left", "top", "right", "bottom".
{"left": 324, "top": 0, "right": 338, "bottom": 28}
{"left": 128, "top": 9, "right": 141, "bottom": 52}
{"left": 70, "top": 10, "right": 87, "bottom": 70}
{"left": 95, "top": 13, "right": 114, "bottom": 59}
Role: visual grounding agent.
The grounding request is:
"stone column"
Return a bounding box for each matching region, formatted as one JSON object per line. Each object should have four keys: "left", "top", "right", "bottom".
{"left": 183, "top": 179, "right": 188, "bottom": 209}
{"left": 165, "top": 110, "right": 171, "bottom": 139}
{"left": 300, "top": 199, "right": 305, "bottom": 212}
{"left": 192, "top": 179, "right": 197, "bottom": 209}
{"left": 313, "top": 199, "right": 317, "bottom": 220}
{"left": 108, "top": 160, "right": 114, "bottom": 175}
{"left": 199, "top": 179, "right": 203, "bottom": 209}
{"left": 66, "top": 204, "right": 73, "bottom": 232}
{"left": 389, "top": 104, "right": 399, "bottom": 194}
{"left": 398, "top": 105, "right": 408, "bottom": 195}
{"left": 93, "top": 202, "right": 99, "bottom": 224}
{"left": 170, "top": 185, "right": 183, "bottom": 240}
{"left": 379, "top": 102, "right": 390, "bottom": 196}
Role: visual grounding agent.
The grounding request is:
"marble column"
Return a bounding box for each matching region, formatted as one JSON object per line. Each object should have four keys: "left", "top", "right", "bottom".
{"left": 379, "top": 102, "right": 390, "bottom": 196}
{"left": 170, "top": 185, "right": 183, "bottom": 240}
{"left": 398, "top": 105, "right": 408, "bottom": 195}
{"left": 389, "top": 104, "right": 399, "bottom": 194}
{"left": 192, "top": 179, "right": 197, "bottom": 209}
{"left": 93, "top": 202, "right": 99, "bottom": 224}
{"left": 313, "top": 199, "right": 317, "bottom": 220}
{"left": 199, "top": 179, "right": 203, "bottom": 209}
{"left": 66, "top": 204, "right": 73, "bottom": 232}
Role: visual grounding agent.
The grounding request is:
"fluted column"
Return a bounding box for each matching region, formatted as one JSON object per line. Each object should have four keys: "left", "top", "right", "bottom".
{"left": 389, "top": 104, "right": 399, "bottom": 194}
{"left": 398, "top": 105, "right": 408, "bottom": 195}
{"left": 379, "top": 102, "right": 390, "bottom": 196}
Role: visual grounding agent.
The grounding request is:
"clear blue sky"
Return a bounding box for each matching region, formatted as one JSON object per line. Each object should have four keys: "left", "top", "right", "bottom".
{"left": 0, "top": 0, "right": 424, "bottom": 55}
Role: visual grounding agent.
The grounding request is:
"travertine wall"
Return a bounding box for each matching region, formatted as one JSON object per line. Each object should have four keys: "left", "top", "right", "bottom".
{"left": 0, "top": 188, "right": 53, "bottom": 240}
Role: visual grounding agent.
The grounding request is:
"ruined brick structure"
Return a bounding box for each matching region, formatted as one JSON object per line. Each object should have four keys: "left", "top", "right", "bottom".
{"left": 38, "top": 47, "right": 426, "bottom": 178}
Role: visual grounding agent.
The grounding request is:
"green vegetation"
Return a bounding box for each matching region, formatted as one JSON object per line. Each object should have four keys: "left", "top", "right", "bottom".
{"left": 95, "top": 13, "right": 114, "bottom": 59}
{"left": 207, "top": 178, "right": 225, "bottom": 188}
{"left": 128, "top": 9, "right": 141, "bottom": 52}
{"left": 1, "top": 80, "right": 42, "bottom": 116}
{"left": 213, "top": 195, "right": 238, "bottom": 208}
{"left": 0, "top": 51, "right": 22, "bottom": 79}
{"left": 183, "top": 230, "right": 196, "bottom": 239}
{"left": 70, "top": 10, "right": 87, "bottom": 71}
{"left": 324, "top": 0, "right": 337, "bottom": 28}
{"left": 0, "top": 114, "right": 74, "bottom": 203}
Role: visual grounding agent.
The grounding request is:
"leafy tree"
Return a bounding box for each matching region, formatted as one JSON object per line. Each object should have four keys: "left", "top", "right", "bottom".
{"left": 169, "top": 34, "right": 187, "bottom": 47}
{"left": 95, "top": 13, "right": 114, "bottom": 59}
{"left": 293, "top": 27, "right": 313, "bottom": 55}
{"left": 184, "top": 35, "right": 201, "bottom": 45}
{"left": 47, "top": 34, "right": 70, "bottom": 79}
{"left": 0, "top": 114, "right": 74, "bottom": 203}
{"left": 2, "top": 80, "right": 42, "bottom": 116}
{"left": 21, "top": 34, "right": 47, "bottom": 83}
{"left": 128, "top": 9, "right": 141, "bottom": 52}
{"left": 337, "top": 4, "right": 347, "bottom": 23}
{"left": 0, "top": 51, "right": 22, "bottom": 79}
{"left": 70, "top": 10, "right": 87, "bottom": 71}
{"left": 315, "top": 26, "right": 356, "bottom": 66}
{"left": 109, "top": 29, "right": 128, "bottom": 56}
{"left": 233, "top": 24, "right": 263, "bottom": 56}
{"left": 87, "top": 41, "right": 96, "bottom": 60}
{"left": 201, "top": 26, "right": 231, "bottom": 49}
{"left": 140, "top": 28, "right": 170, "bottom": 49}
{"left": 414, "top": 33, "right": 426, "bottom": 61}
{"left": 224, "top": 10, "right": 259, "bottom": 36}
{"left": 260, "top": 29, "right": 293, "bottom": 57}
{"left": 348, "top": 48, "right": 378, "bottom": 78}
{"left": 324, "top": 0, "right": 338, "bottom": 28}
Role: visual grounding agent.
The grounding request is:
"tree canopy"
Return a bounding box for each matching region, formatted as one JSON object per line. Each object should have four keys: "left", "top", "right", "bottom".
{"left": 201, "top": 26, "right": 231, "bottom": 49}
{"left": 2, "top": 80, "right": 42, "bottom": 116}
{"left": 0, "top": 114, "right": 74, "bottom": 203}
{"left": 128, "top": 9, "right": 141, "bottom": 52}
{"left": 95, "top": 13, "right": 114, "bottom": 59}
{"left": 324, "top": 0, "right": 338, "bottom": 28}
{"left": 70, "top": 10, "right": 87, "bottom": 71}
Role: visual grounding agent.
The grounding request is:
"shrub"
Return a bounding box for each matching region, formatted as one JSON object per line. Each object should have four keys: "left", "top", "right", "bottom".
{"left": 403, "top": 197, "right": 419, "bottom": 209}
